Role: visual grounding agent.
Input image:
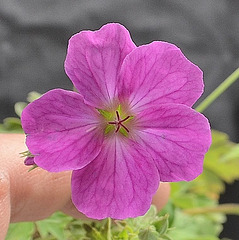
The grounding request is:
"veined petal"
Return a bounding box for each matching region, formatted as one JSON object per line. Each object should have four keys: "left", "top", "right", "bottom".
{"left": 21, "top": 89, "right": 104, "bottom": 172}
{"left": 134, "top": 103, "right": 211, "bottom": 181}
{"left": 118, "top": 41, "right": 203, "bottom": 112}
{"left": 71, "top": 137, "right": 159, "bottom": 219}
{"left": 65, "top": 23, "right": 136, "bottom": 109}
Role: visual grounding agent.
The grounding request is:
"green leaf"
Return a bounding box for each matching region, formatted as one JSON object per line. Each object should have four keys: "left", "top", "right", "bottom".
{"left": 161, "top": 235, "right": 174, "bottom": 240}
{"left": 83, "top": 225, "right": 105, "bottom": 240}
{"left": 6, "top": 222, "right": 35, "bottom": 240}
{"left": 184, "top": 203, "right": 239, "bottom": 216}
{"left": 153, "top": 214, "right": 169, "bottom": 236}
{"left": 189, "top": 169, "right": 225, "bottom": 200}
{"left": 120, "top": 207, "right": 171, "bottom": 239}
{"left": 159, "top": 202, "right": 175, "bottom": 228}
{"left": 172, "top": 192, "right": 215, "bottom": 209}
{"left": 170, "top": 180, "right": 216, "bottom": 208}
{"left": 0, "top": 117, "right": 23, "bottom": 133}
{"left": 37, "top": 220, "right": 65, "bottom": 239}
{"left": 27, "top": 91, "right": 42, "bottom": 102}
{"left": 14, "top": 102, "right": 28, "bottom": 117}
{"left": 204, "top": 130, "right": 239, "bottom": 183}
{"left": 129, "top": 205, "right": 158, "bottom": 229}
{"left": 138, "top": 226, "right": 159, "bottom": 240}
{"left": 166, "top": 210, "right": 224, "bottom": 240}
{"left": 36, "top": 212, "right": 73, "bottom": 240}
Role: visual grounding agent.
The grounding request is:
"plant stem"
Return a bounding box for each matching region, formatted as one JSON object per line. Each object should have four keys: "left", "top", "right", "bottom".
{"left": 183, "top": 203, "right": 239, "bottom": 215}
{"left": 195, "top": 67, "right": 239, "bottom": 113}
{"left": 107, "top": 218, "right": 112, "bottom": 240}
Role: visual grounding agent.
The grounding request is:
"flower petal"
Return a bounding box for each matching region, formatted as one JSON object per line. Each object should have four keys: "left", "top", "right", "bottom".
{"left": 65, "top": 23, "right": 136, "bottom": 109}
{"left": 118, "top": 41, "right": 203, "bottom": 112}
{"left": 21, "top": 89, "right": 104, "bottom": 172}
{"left": 71, "top": 137, "right": 159, "bottom": 219}
{"left": 134, "top": 103, "right": 211, "bottom": 181}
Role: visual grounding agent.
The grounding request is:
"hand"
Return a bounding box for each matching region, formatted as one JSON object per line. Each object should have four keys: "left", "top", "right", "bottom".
{"left": 0, "top": 134, "right": 170, "bottom": 239}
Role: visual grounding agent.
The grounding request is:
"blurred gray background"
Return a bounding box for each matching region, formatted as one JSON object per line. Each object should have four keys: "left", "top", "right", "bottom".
{"left": 0, "top": 0, "right": 239, "bottom": 238}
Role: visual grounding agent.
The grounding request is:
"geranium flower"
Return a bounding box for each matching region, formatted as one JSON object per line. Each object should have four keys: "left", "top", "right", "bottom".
{"left": 21, "top": 23, "right": 211, "bottom": 219}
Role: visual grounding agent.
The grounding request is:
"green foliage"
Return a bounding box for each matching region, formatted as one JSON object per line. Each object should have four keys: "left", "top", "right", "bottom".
{"left": 26, "top": 91, "right": 42, "bottom": 103}
{"left": 0, "top": 91, "right": 41, "bottom": 134}
{"left": 14, "top": 102, "right": 28, "bottom": 117}
{"left": 166, "top": 209, "right": 224, "bottom": 240}
{"left": 3, "top": 92, "right": 239, "bottom": 240}
{"left": 185, "top": 130, "right": 239, "bottom": 202}
{"left": 5, "top": 207, "right": 172, "bottom": 240}
{"left": 204, "top": 130, "right": 239, "bottom": 184}
{"left": 6, "top": 222, "right": 35, "bottom": 240}
{"left": 0, "top": 117, "right": 23, "bottom": 133}
{"left": 35, "top": 212, "right": 74, "bottom": 240}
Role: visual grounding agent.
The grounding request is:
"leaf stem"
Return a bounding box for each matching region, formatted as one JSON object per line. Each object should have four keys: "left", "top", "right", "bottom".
{"left": 107, "top": 218, "right": 112, "bottom": 240}
{"left": 183, "top": 203, "right": 239, "bottom": 215}
{"left": 195, "top": 67, "right": 239, "bottom": 113}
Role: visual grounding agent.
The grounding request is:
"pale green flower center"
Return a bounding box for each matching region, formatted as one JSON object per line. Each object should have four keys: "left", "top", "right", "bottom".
{"left": 98, "top": 105, "right": 134, "bottom": 137}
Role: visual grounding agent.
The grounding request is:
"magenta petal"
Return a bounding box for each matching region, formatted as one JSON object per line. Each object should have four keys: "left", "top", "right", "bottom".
{"left": 135, "top": 103, "right": 211, "bottom": 181}
{"left": 71, "top": 137, "right": 160, "bottom": 219}
{"left": 118, "top": 41, "right": 203, "bottom": 112}
{"left": 65, "top": 23, "right": 136, "bottom": 109}
{"left": 21, "top": 89, "right": 104, "bottom": 172}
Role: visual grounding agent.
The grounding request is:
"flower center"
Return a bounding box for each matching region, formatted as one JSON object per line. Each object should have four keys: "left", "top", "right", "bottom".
{"left": 98, "top": 105, "right": 133, "bottom": 136}
{"left": 108, "top": 111, "right": 131, "bottom": 133}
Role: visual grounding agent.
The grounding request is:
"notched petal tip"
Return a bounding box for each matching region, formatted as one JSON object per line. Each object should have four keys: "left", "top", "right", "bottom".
{"left": 64, "top": 23, "right": 136, "bottom": 109}
{"left": 118, "top": 41, "right": 204, "bottom": 112}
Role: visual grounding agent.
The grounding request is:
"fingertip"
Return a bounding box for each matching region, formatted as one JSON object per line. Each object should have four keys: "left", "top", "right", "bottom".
{"left": 152, "top": 182, "right": 170, "bottom": 211}
{"left": 0, "top": 171, "right": 11, "bottom": 240}
{"left": 60, "top": 198, "right": 90, "bottom": 220}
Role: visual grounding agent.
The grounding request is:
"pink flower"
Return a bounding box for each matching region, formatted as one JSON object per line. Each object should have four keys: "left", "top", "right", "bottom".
{"left": 21, "top": 23, "right": 211, "bottom": 219}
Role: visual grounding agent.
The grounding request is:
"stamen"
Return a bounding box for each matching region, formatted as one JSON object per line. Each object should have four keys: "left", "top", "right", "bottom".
{"left": 115, "top": 124, "right": 121, "bottom": 133}
{"left": 121, "top": 116, "right": 130, "bottom": 122}
{"left": 120, "top": 123, "right": 129, "bottom": 133}
{"left": 116, "top": 110, "right": 120, "bottom": 121}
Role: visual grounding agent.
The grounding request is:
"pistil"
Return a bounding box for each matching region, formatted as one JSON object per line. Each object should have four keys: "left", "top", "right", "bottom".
{"left": 108, "top": 111, "right": 130, "bottom": 133}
